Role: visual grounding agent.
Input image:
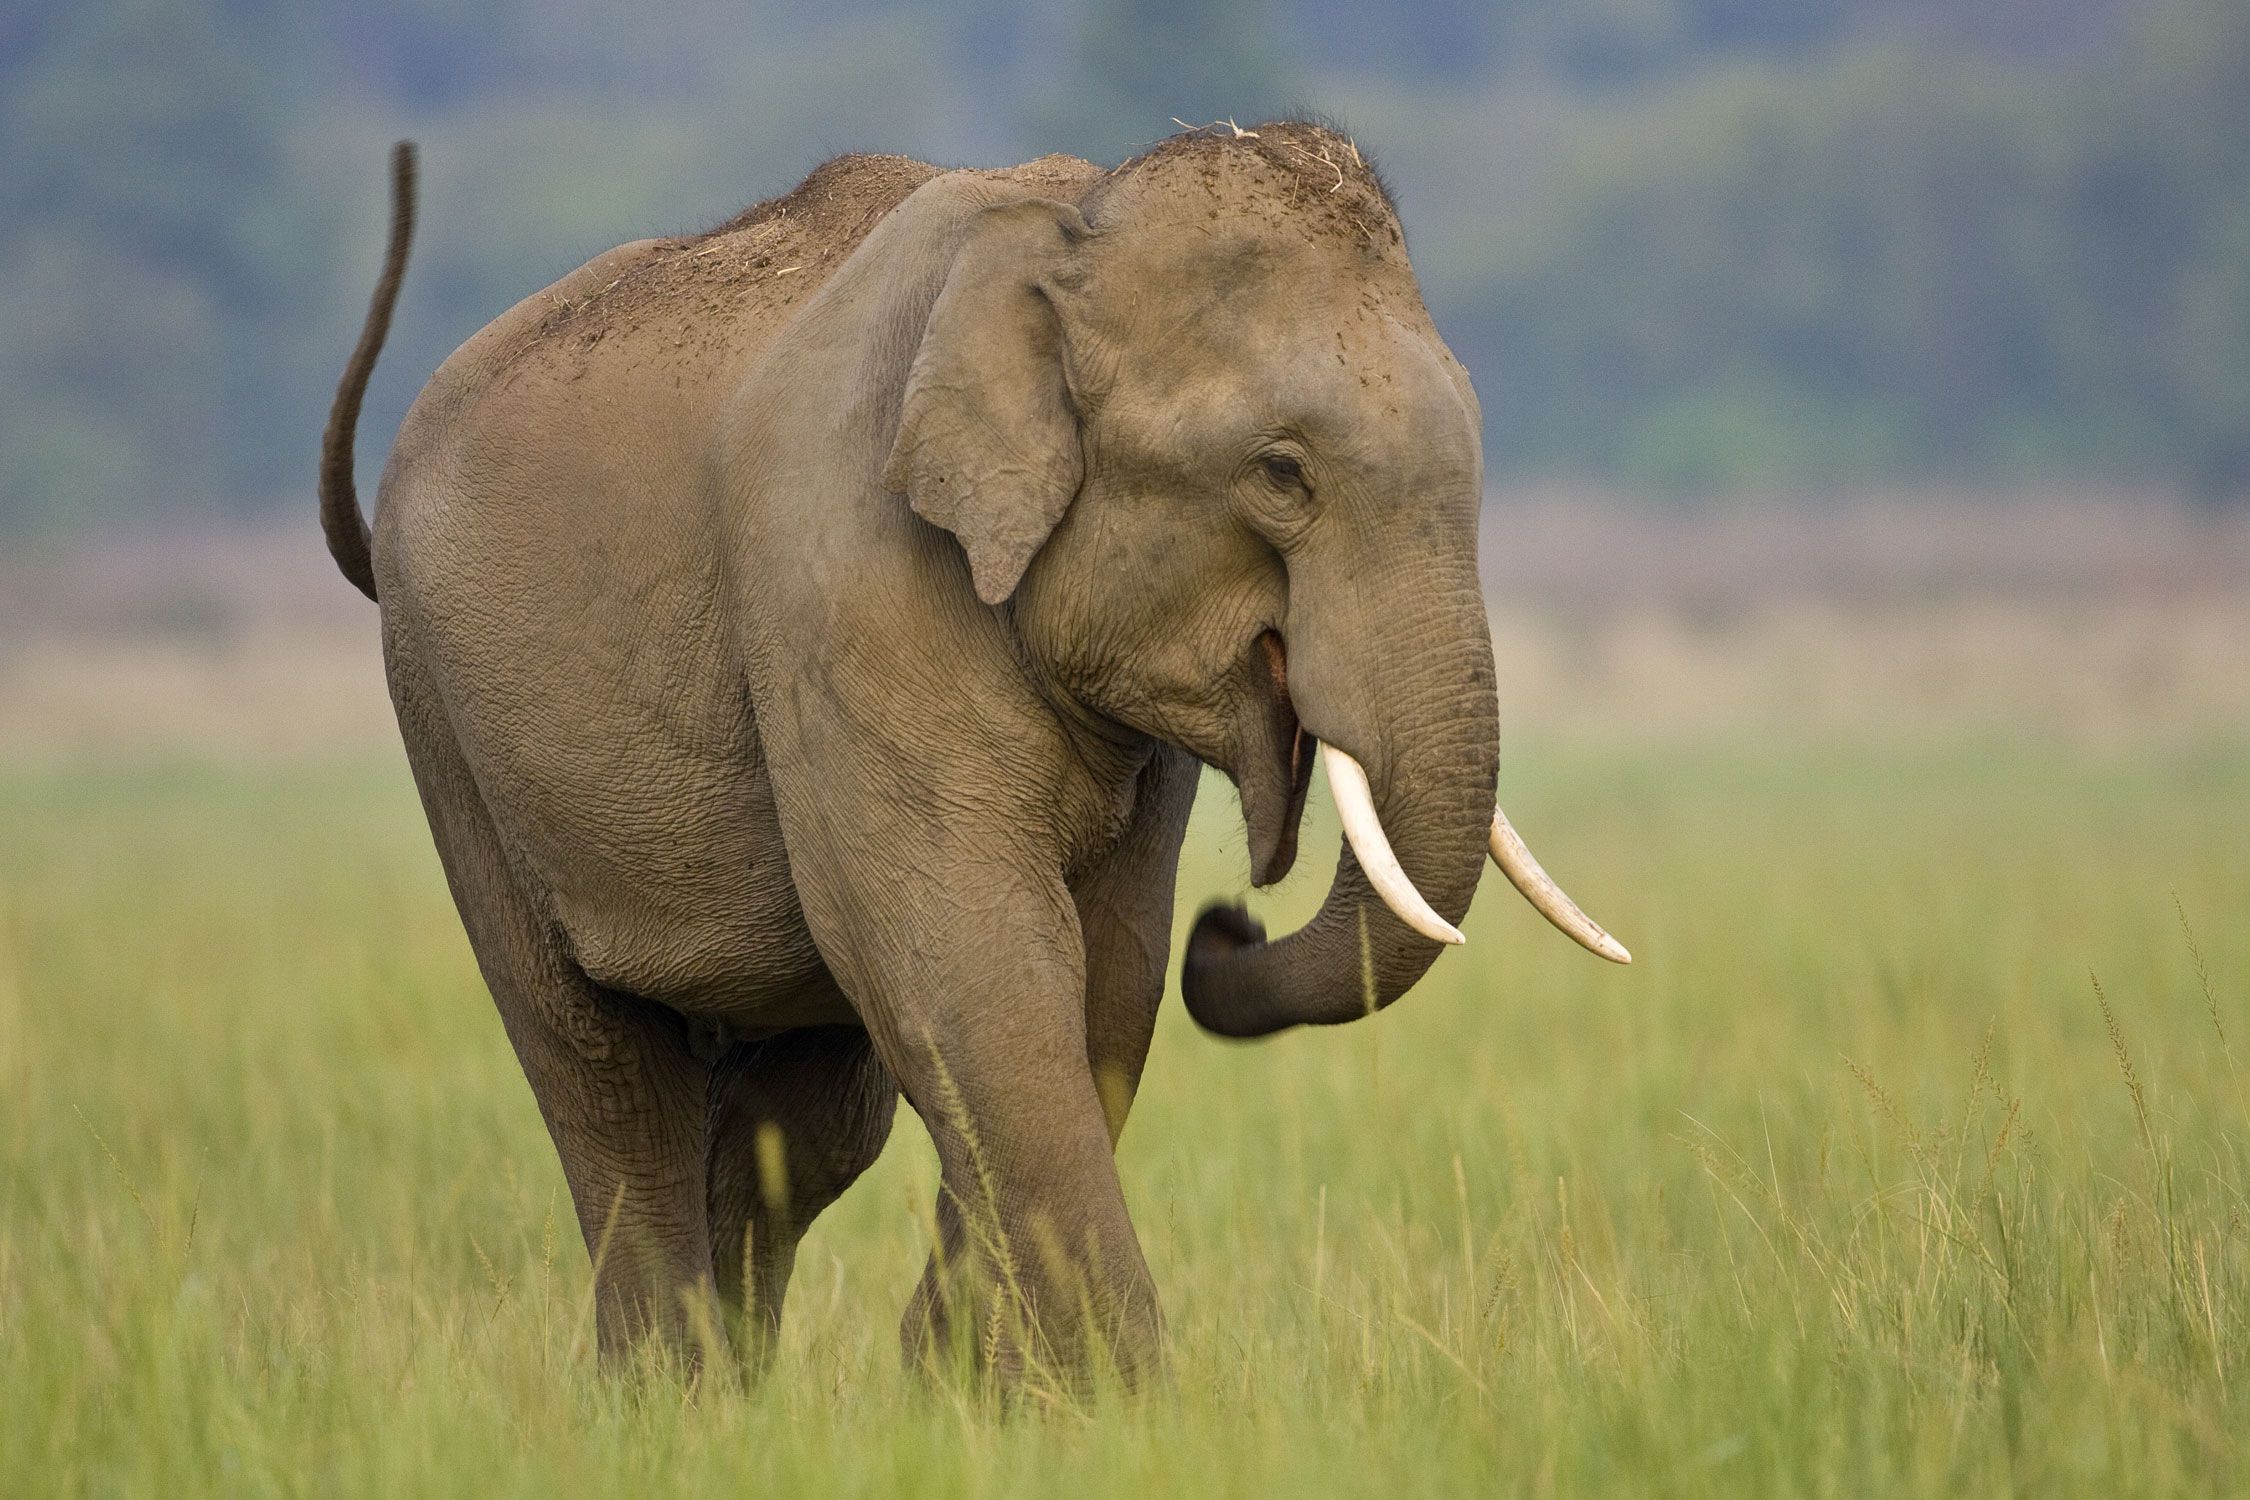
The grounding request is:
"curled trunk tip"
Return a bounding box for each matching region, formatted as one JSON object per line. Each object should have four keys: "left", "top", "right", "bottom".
{"left": 1180, "top": 902, "right": 1272, "bottom": 1039}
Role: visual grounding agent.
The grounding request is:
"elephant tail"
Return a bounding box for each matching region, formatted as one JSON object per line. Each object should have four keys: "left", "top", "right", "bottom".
{"left": 319, "top": 140, "right": 418, "bottom": 604}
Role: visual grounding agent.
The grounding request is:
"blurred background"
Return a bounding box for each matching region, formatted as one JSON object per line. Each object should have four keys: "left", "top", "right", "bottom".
{"left": 1, "top": 0, "right": 2246, "bottom": 749}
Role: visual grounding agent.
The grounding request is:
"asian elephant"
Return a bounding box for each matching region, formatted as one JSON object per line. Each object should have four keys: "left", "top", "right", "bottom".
{"left": 319, "top": 121, "right": 1626, "bottom": 1385}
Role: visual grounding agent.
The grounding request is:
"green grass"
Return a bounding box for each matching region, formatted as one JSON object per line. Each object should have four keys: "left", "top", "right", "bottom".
{"left": 2, "top": 737, "right": 2246, "bottom": 1496}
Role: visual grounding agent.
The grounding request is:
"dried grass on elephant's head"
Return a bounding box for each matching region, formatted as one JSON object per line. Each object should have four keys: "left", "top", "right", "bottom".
{"left": 1083, "top": 118, "right": 1401, "bottom": 254}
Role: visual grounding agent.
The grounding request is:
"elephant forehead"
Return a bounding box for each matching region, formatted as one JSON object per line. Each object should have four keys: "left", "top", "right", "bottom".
{"left": 1093, "top": 223, "right": 1415, "bottom": 331}
{"left": 1094, "top": 297, "right": 1475, "bottom": 471}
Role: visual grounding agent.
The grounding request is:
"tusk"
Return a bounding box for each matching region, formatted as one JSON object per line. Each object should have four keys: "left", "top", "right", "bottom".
{"left": 1488, "top": 806, "right": 1632, "bottom": 964}
{"left": 1322, "top": 743, "right": 1465, "bottom": 946}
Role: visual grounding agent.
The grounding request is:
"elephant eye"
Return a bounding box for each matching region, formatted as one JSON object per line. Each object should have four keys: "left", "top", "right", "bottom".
{"left": 1257, "top": 453, "right": 1306, "bottom": 490}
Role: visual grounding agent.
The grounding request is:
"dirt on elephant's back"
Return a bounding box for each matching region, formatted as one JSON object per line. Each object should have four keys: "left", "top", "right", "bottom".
{"left": 518, "top": 153, "right": 947, "bottom": 367}
{"left": 518, "top": 151, "right": 1109, "bottom": 372}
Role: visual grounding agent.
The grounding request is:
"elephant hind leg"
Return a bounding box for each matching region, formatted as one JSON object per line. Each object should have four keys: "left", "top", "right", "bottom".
{"left": 390, "top": 661, "right": 715, "bottom": 1367}
{"left": 706, "top": 1025, "right": 898, "bottom": 1367}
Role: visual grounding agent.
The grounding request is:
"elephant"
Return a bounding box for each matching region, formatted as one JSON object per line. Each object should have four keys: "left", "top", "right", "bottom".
{"left": 318, "top": 121, "right": 1627, "bottom": 1385}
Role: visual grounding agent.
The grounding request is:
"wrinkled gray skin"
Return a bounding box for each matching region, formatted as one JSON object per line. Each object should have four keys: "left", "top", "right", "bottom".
{"left": 321, "top": 123, "right": 1497, "bottom": 1383}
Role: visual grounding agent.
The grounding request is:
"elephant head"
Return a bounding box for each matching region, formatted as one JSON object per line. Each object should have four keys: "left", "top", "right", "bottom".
{"left": 885, "top": 122, "right": 1625, "bottom": 1038}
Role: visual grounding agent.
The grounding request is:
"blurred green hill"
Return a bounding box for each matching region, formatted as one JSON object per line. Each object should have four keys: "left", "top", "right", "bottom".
{"left": 1, "top": 0, "right": 2243, "bottom": 533}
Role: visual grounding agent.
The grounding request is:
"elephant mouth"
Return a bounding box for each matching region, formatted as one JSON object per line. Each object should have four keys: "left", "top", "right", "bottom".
{"left": 1236, "top": 629, "right": 1316, "bottom": 888}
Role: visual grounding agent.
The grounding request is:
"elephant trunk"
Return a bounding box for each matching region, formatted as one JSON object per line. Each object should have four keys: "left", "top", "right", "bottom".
{"left": 1182, "top": 567, "right": 1499, "bottom": 1038}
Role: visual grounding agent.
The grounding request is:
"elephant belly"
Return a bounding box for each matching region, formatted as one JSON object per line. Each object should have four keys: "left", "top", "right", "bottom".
{"left": 415, "top": 609, "right": 845, "bottom": 1026}
{"left": 504, "top": 745, "right": 845, "bottom": 1026}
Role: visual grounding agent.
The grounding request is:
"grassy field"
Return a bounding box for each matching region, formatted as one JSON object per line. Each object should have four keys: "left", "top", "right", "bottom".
{"left": 2, "top": 727, "right": 2246, "bottom": 1496}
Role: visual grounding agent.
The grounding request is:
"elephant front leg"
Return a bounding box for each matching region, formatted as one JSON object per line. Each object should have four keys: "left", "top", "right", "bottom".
{"left": 1077, "top": 747, "right": 1201, "bottom": 1141}
{"left": 902, "top": 750, "right": 1195, "bottom": 1378}
{"left": 795, "top": 859, "right": 1163, "bottom": 1388}
{"left": 889, "top": 1001, "right": 1161, "bottom": 1390}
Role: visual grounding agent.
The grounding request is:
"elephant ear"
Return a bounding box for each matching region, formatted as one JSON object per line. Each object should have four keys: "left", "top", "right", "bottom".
{"left": 883, "top": 198, "right": 1090, "bottom": 606}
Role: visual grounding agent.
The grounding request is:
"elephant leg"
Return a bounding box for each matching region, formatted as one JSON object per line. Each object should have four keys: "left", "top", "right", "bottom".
{"left": 889, "top": 755, "right": 1196, "bottom": 1381}
{"left": 507, "top": 983, "right": 714, "bottom": 1365}
{"left": 886, "top": 1024, "right": 1154, "bottom": 1389}
{"left": 895, "top": 901, "right": 1190, "bottom": 1383}
{"left": 900, "top": 1188, "right": 972, "bottom": 1371}
{"left": 706, "top": 1025, "right": 898, "bottom": 1367}
{"left": 784, "top": 859, "right": 1154, "bottom": 1385}
{"left": 1076, "top": 747, "right": 1201, "bottom": 1142}
{"left": 389, "top": 671, "right": 713, "bottom": 1366}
